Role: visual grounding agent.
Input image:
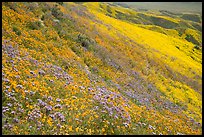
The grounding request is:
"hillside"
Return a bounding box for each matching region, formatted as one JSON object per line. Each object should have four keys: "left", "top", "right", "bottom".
{"left": 2, "top": 2, "right": 202, "bottom": 135}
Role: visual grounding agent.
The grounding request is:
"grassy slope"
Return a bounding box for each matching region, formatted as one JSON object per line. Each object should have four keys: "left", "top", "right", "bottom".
{"left": 84, "top": 1, "right": 202, "bottom": 123}
{"left": 2, "top": 2, "right": 202, "bottom": 135}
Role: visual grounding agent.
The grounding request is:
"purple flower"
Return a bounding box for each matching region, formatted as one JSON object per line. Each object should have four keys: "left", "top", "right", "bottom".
{"left": 28, "top": 116, "right": 34, "bottom": 121}
{"left": 30, "top": 91, "right": 35, "bottom": 95}
{"left": 94, "top": 106, "right": 99, "bottom": 110}
{"left": 114, "top": 115, "right": 118, "bottom": 119}
{"left": 41, "top": 102, "right": 47, "bottom": 107}
{"left": 60, "top": 117, "right": 65, "bottom": 122}
{"left": 79, "top": 86, "right": 85, "bottom": 90}
{"left": 45, "top": 105, "right": 52, "bottom": 111}
{"left": 18, "top": 108, "right": 24, "bottom": 113}
{"left": 57, "top": 124, "right": 61, "bottom": 128}
{"left": 88, "top": 87, "right": 93, "bottom": 91}
{"left": 4, "top": 124, "right": 13, "bottom": 130}
{"left": 13, "top": 68, "right": 18, "bottom": 72}
{"left": 7, "top": 103, "right": 12, "bottom": 107}
{"left": 6, "top": 86, "right": 10, "bottom": 89}
{"left": 123, "top": 122, "right": 128, "bottom": 127}
{"left": 54, "top": 104, "right": 62, "bottom": 109}
{"left": 13, "top": 118, "right": 19, "bottom": 123}
{"left": 3, "top": 78, "right": 10, "bottom": 82}
{"left": 38, "top": 69, "right": 45, "bottom": 75}
{"left": 101, "top": 102, "right": 106, "bottom": 105}
{"left": 30, "top": 71, "right": 35, "bottom": 75}
{"left": 10, "top": 60, "right": 14, "bottom": 63}
{"left": 37, "top": 99, "right": 46, "bottom": 107}
{"left": 56, "top": 98, "right": 61, "bottom": 102}
{"left": 54, "top": 112, "right": 65, "bottom": 122}
{"left": 37, "top": 121, "right": 42, "bottom": 127}
{"left": 3, "top": 110, "right": 7, "bottom": 113}
{"left": 16, "top": 84, "right": 23, "bottom": 89}
{"left": 148, "top": 125, "right": 153, "bottom": 129}
{"left": 48, "top": 96, "right": 52, "bottom": 101}
{"left": 49, "top": 114, "right": 55, "bottom": 119}
{"left": 49, "top": 80, "right": 54, "bottom": 83}
{"left": 3, "top": 106, "right": 9, "bottom": 110}
{"left": 37, "top": 99, "right": 42, "bottom": 103}
{"left": 15, "top": 75, "right": 20, "bottom": 79}
{"left": 101, "top": 110, "right": 106, "bottom": 113}
{"left": 93, "top": 95, "right": 99, "bottom": 100}
{"left": 3, "top": 90, "right": 8, "bottom": 94}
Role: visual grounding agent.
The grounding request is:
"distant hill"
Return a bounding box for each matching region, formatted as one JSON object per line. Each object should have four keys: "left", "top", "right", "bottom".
{"left": 114, "top": 2, "right": 202, "bottom": 14}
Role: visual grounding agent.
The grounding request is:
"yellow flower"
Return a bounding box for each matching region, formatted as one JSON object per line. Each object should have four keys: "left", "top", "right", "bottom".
{"left": 13, "top": 126, "right": 18, "bottom": 132}
{"left": 69, "top": 126, "right": 73, "bottom": 132}
{"left": 111, "top": 129, "right": 114, "bottom": 134}
{"left": 47, "top": 117, "right": 53, "bottom": 126}
{"left": 76, "top": 127, "right": 79, "bottom": 132}
{"left": 88, "top": 129, "right": 92, "bottom": 134}
{"left": 102, "top": 128, "right": 105, "bottom": 133}
{"left": 95, "top": 114, "right": 99, "bottom": 119}
{"left": 29, "top": 105, "right": 33, "bottom": 109}
{"left": 42, "top": 115, "right": 46, "bottom": 123}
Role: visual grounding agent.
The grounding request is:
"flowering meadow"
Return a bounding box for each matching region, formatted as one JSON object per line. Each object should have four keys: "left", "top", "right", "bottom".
{"left": 2, "top": 2, "right": 202, "bottom": 135}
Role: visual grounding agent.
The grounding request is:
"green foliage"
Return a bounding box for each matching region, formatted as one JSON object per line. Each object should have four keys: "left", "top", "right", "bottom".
{"left": 159, "top": 10, "right": 182, "bottom": 18}
{"left": 41, "top": 11, "right": 52, "bottom": 21}
{"left": 179, "top": 21, "right": 194, "bottom": 30}
{"left": 194, "top": 45, "right": 200, "bottom": 50}
{"left": 191, "top": 22, "right": 202, "bottom": 32}
{"left": 185, "top": 34, "right": 200, "bottom": 45}
{"left": 150, "top": 16, "right": 178, "bottom": 29}
{"left": 27, "top": 21, "right": 42, "bottom": 30}
{"left": 129, "top": 60, "right": 136, "bottom": 68}
{"left": 84, "top": 57, "right": 91, "bottom": 67}
{"left": 176, "top": 27, "right": 186, "bottom": 36}
{"left": 51, "top": 5, "right": 63, "bottom": 19}
{"left": 70, "top": 45, "right": 82, "bottom": 56}
{"left": 133, "top": 99, "right": 141, "bottom": 106}
{"left": 115, "top": 11, "right": 148, "bottom": 24}
{"left": 181, "top": 14, "right": 201, "bottom": 23}
{"left": 77, "top": 34, "right": 95, "bottom": 51}
{"left": 4, "top": 2, "right": 18, "bottom": 12}
{"left": 12, "top": 26, "right": 21, "bottom": 36}
{"left": 56, "top": 2, "right": 63, "bottom": 6}
{"left": 106, "top": 5, "right": 112, "bottom": 17}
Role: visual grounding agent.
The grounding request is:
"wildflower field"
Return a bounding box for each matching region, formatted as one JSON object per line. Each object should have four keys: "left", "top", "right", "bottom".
{"left": 2, "top": 2, "right": 202, "bottom": 135}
